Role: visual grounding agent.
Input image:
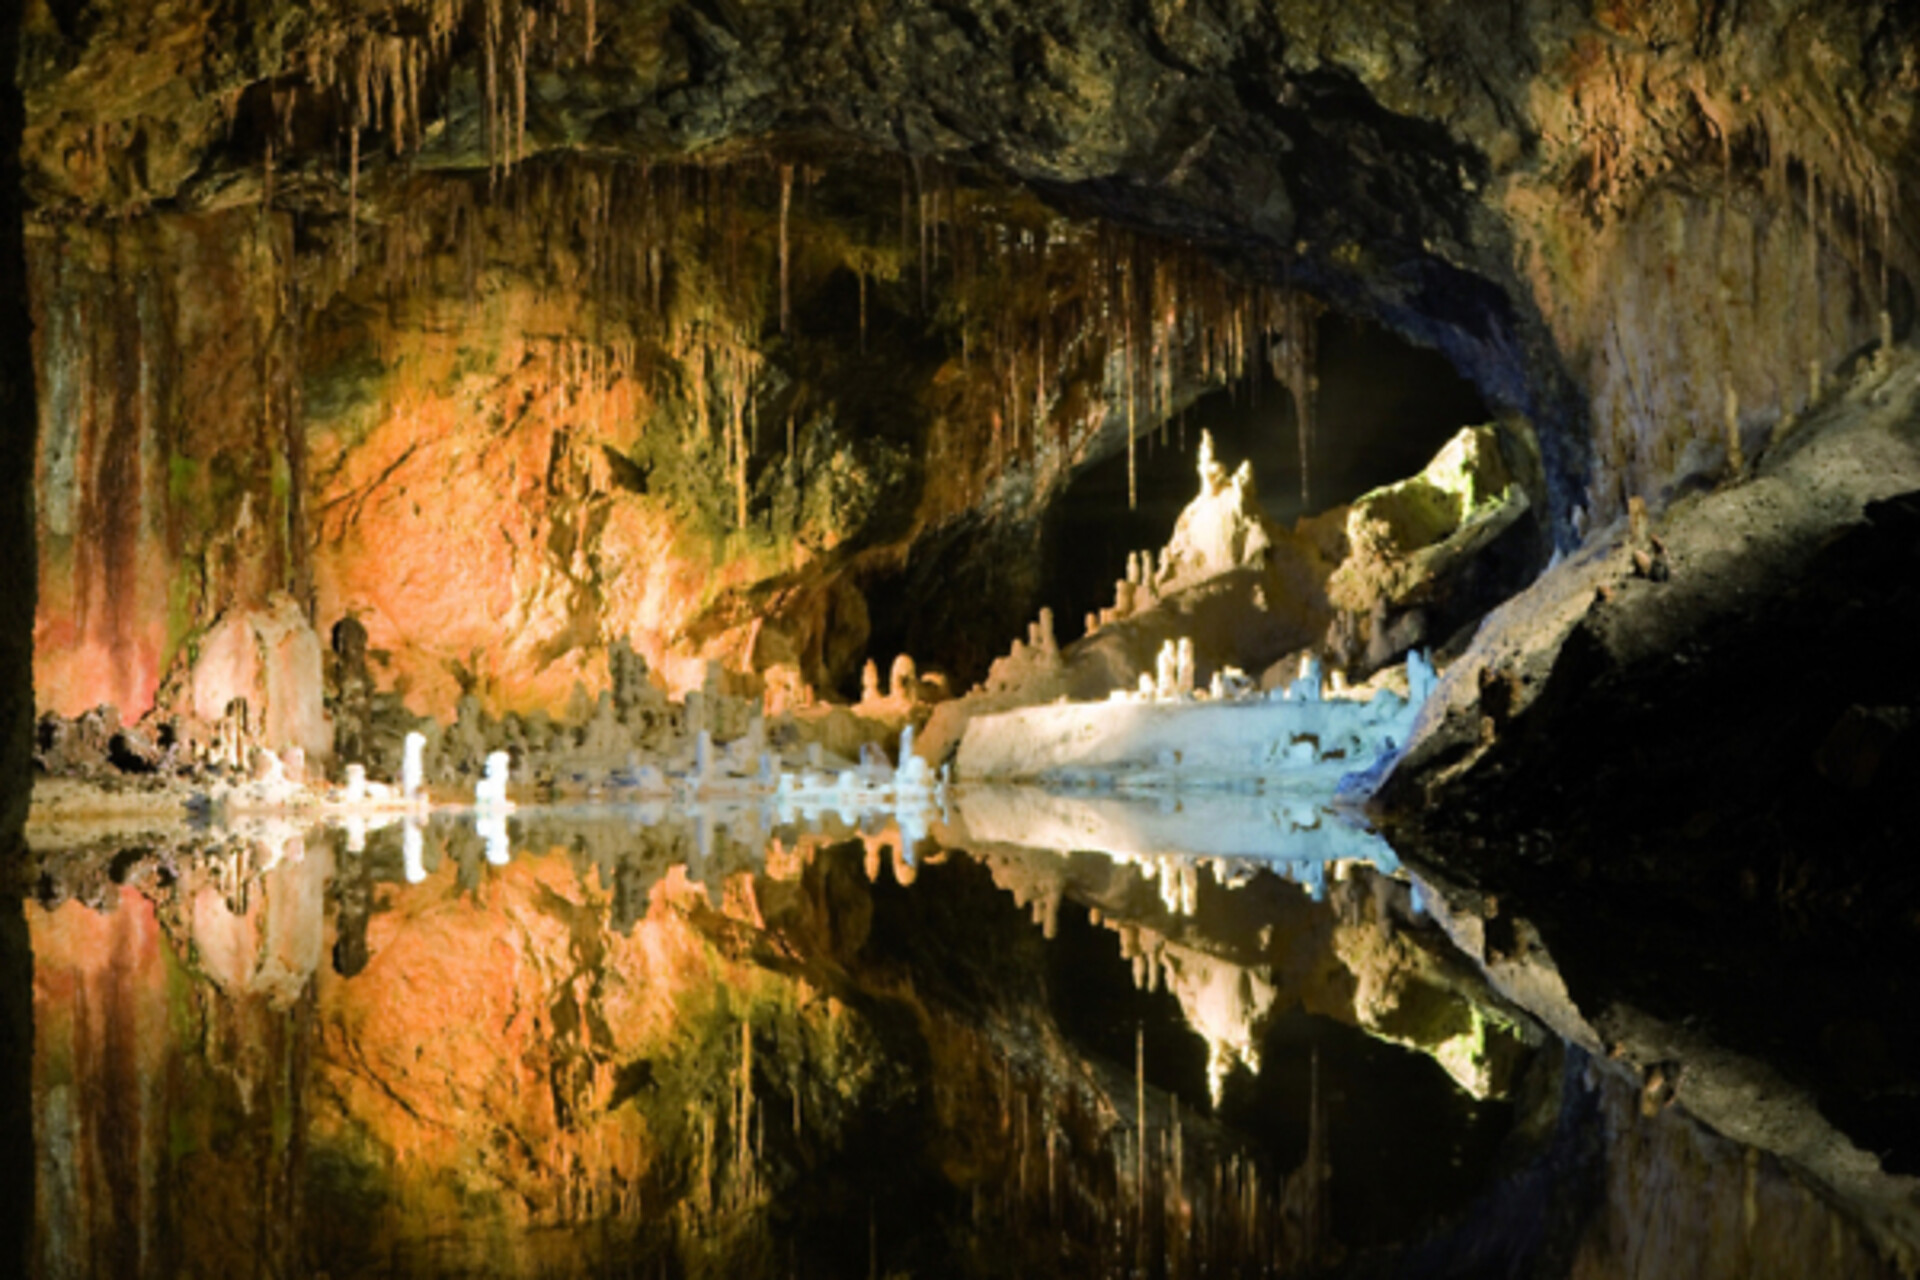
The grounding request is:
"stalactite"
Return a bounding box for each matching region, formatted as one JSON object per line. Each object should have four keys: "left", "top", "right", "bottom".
{"left": 778, "top": 163, "right": 793, "bottom": 335}
{"left": 346, "top": 124, "right": 360, "bottom": 275}
{"left": 1036, "top": 327, "right": 1047, "bottom": 444}
{"left": 1271, "top": 291, "right": 1322, "bottom": 509}
{"left": 483, "top": 0, "right": 502, "bottom": 184}
{"left": 1125, "top": 300, "right": 1137, "bottom": 511}
{"left": 916, "top": 157, "right": 929, "bottom": 314}
{"left": 517, "top": 7, "right": 534, "bottom": 167}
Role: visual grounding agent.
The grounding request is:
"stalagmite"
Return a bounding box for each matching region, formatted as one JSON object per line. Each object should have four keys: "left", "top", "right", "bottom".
{"left": 476, "top": 751, "right": 513, "bottom": 810}
{"left": 889, "top": 654, "right": 917, "bottom": 700}
{"left": 402, "top": 730, "right": 426, "bottom": 801}
{"left": 1155, "top": 641, "right": 1177, "bottom": 701}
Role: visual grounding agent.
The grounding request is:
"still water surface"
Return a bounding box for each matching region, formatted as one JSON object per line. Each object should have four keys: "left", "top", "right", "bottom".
{"left": 27, "top": 792, "right": 1523, "bottom": 1278}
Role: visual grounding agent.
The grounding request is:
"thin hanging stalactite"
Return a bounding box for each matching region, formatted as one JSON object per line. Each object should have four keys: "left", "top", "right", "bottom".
{"left": 483, "top": 0, "right": 501, "bottom": 187}
{"left": 916, "top": 157, "right": 929, "bottom": 314}
{"left": 1125, "top": 268, "right": 1137, "bottom": 512}
{"left": 516, "top": 6, "right": 534, "bottom": 167}
{"left": 346, "top": 123, "right": 360, "bottom": 275}
{"left": 778, "top": 163, "right": 793, "bottom": 335}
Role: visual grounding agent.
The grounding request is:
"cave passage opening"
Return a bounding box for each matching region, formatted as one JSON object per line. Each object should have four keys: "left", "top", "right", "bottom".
{"left": 1037, "top": 310, "right": 1492, "bottom": 648}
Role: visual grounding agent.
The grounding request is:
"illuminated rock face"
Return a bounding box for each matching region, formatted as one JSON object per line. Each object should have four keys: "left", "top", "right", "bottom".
{"left": 30, "top": 214, "right": 305, "bottom": 723}
{"left": 187, "top": 596, "right": 333, "bottom": 765}
{"left": 25, "top": 165, "right": 1324, "bottom": 724}
{"left": 18, "top": 0, "right": 1916, "bottom": 726}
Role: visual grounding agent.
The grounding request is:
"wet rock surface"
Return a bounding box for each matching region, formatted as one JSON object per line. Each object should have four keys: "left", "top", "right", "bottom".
{"left": 1376, "top": 350, "right": 1920, "bottom": 1252}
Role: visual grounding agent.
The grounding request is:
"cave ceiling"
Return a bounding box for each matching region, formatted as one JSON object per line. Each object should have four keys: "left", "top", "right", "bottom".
{"left": 22, "top": 0, "right": 1919, "bottom": 515}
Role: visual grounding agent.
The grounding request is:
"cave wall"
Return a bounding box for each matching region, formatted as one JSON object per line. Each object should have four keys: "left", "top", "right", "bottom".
{"left": 30, "top": 212, "right": 302, "bottom": 721}
{"left": 28, "top": 148, "right": 1323, "bottom": 721}
{"left": 4, "top": 0, "right": 39, "bottom": 1270}
{"left": 16, "top": 0, "right": 1920, "bottom": 722}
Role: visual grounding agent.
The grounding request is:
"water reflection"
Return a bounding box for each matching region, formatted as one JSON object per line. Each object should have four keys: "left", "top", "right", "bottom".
{"left": 949, "top": 786, "right": 1399, "bottom": 902}
{"left": 311, "top": 783, "right": 1401, "bottom": 912}
{"left": 35, "top": 787, "right": 1872, "bottom": 1278}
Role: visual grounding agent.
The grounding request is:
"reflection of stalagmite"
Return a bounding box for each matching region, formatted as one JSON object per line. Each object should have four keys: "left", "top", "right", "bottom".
{"left": 478, "top": 814, "right": 509, "bottom": 866}
{"left": 403, "top": 817, "right": 426, "bottom": 883}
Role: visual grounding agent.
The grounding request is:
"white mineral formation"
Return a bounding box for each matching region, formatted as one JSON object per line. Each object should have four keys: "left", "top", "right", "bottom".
{"left": 952, "top": 785, "right": 1401, "bottom": 897}
{"left": 188, "top": 594, "right": 334, "bottom": 765}
{"left": 402, "top": 731, "right": 426, "bottom": 801}
{"left": 773, "top": 722, "right": 948, "bottom": 853}
{"left": 402, "top": 818, "right": 426, "bottom": 884}
{"left": 1155, "top": 641, "right": 1177, "bottom": 700}
{"left": 475, "top": 751, "right": 514, "bottom": 811}
{"left": 1155, "top": 431, "right": 1274, "bottom": 593}
{"left": 956, "top": 650, "right": 1438, "bottom": 790}
{"left": 478, "top": 813, "right": 510, "bottom": 866}
{"left": 889, "top": 653, "right": 918, "bottom": 701}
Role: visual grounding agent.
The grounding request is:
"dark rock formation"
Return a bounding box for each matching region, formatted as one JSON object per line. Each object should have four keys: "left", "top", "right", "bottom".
{"left": 3, "top": 0, "right": 38, "bottom": 1269}
{"left": 1378, "top": 351, "right": 1920, "bottom": 1218}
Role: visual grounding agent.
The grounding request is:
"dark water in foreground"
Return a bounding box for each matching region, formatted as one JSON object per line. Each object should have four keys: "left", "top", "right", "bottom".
{"left": 15, "top": 793, "right": 1893, "bottom": 1278}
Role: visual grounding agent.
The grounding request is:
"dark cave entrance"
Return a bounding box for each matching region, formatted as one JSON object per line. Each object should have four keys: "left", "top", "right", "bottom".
{"left": 1038, "top": 311, "right": 1492, "bottom": 647}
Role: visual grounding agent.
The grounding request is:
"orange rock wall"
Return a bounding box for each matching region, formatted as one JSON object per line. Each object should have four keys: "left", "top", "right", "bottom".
{"left": 31, "top": 212, "right": 301, "bottom": 720}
